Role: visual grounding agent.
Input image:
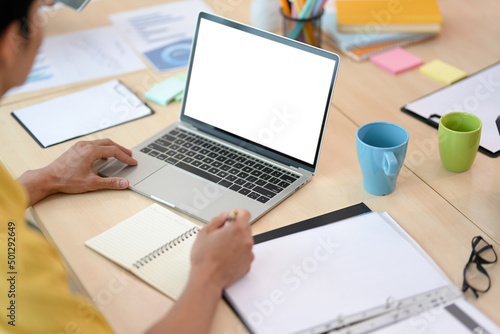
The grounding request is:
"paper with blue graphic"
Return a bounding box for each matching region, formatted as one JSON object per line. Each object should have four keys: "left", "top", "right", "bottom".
{"left": 109, "top": 0, "right": 212, "bottom": 72}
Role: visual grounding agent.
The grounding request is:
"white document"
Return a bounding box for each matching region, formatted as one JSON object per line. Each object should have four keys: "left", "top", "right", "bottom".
{"left": 225, "top": 211, "right": 454, "bottom": 334}
{"left": 12, "top": 80, "right": 152, "bottom": 148}
{"left": 403, "top": 62, "right": 500, "bottom": 155}
{"left": 109, "top": 0, "right": 212, "bottom": 72}
{"left": 6, "top": 26, "right": 146, "bottom": 96}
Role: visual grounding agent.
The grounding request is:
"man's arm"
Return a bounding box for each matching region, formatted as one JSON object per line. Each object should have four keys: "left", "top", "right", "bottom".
{"left": 17, "top": 139, "right": 137, "bottom": 206}
{"left": 147, "top": 210, "right": 254, "bottom": 334}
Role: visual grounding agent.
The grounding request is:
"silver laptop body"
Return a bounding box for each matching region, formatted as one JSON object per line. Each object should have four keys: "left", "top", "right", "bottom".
{"left": 99, "top": 12, "right": 340, "bottom": 224}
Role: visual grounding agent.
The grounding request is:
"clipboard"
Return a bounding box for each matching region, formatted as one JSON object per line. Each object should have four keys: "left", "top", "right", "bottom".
{"left": 224, "top": 203, "right": 371, "bottom": 334}
{"left": 11, "top": 80, "right": 153, "bottom": 148}
{"left": 223, "top": 203, "right": 500, "bottom": 334}
{"left": 401, "top": 61, "right": 500, "bottom": 158}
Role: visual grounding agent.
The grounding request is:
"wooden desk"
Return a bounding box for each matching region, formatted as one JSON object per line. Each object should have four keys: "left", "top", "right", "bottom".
{"left": 331, "top": 0, "right": 500, "bottom": 245}
{"left": 0, "top": 0, "right": 499, "bottom": 333}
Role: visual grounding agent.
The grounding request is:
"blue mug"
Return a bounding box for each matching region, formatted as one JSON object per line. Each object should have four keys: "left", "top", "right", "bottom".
{"left": 356, "top": 122, "right": 409, "bottom": 196}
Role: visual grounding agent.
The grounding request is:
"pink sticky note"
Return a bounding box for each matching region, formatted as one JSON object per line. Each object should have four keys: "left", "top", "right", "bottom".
{"left": 369, "top": 48, "right": 424, "bottom": 75}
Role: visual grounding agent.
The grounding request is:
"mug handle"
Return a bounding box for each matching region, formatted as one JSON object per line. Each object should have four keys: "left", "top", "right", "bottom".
{"left": 383, "top": 151, "right": 399, "bottom": 176}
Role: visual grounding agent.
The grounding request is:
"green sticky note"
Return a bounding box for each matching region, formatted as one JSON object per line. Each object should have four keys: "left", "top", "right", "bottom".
{"left": 419, "top": 60, "right": 467, "bottom": 85}
{"left": 174, "top": 91, "right": 183, "bottom": 102}
{"left": 175, "top": 72, "right": 187, "bottom": 81}
{"left": 174, "top": 72, "right": 188, "bottom": 102}
{"left": 145, "top": 72, "right": 187, "bottom": 106}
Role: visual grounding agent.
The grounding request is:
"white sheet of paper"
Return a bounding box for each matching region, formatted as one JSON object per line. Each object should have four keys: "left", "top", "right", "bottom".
{"left": 6, "top": 26, "right": 146, "bottom": 96}
{"left": 109, "top": 0, "right": 212, "bottom": 72}
{"left": 404, "top": 62, "right": 500, "bottom": 154}
{"left": 225, "top": 212, "right": 451, "bottom": 334}
{"left": 12, "top": 80, "right": 152, "bottom": 148}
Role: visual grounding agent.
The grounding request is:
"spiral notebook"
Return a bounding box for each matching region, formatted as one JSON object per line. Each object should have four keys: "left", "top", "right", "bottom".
{"left": 85, "top": 204, "right": 200, "bottom": 300}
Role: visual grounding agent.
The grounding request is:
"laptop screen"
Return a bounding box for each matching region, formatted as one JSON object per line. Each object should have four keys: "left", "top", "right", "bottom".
{"left": 181, "top": 13, "right": 339, "bottom": 170}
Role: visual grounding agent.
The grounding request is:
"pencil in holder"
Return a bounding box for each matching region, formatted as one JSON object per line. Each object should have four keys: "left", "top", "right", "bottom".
{"left": 281, "top": 8, "right": 323, "bottom": 47}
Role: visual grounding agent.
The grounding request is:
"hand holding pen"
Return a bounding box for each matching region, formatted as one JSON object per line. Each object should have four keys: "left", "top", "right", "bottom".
{"left": 190, "top": 209, "right": 254, "bottom": 290}
{"left": 225, "top": 209, "right": 239, "bottom": 225}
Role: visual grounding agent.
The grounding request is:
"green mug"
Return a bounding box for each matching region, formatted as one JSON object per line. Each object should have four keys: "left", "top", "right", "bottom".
{"left": 438, "top": 112, "right": 482, "bottom": 172}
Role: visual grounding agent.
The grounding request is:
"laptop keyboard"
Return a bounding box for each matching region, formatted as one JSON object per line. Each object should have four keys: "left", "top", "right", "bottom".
{"left": 139, "top": 128, "right": 301, "bottom": 203}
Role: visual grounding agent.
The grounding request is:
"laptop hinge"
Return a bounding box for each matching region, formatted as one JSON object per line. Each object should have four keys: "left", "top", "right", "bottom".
{"left": 297, "top": 167, "right": 314, "bottom": 176}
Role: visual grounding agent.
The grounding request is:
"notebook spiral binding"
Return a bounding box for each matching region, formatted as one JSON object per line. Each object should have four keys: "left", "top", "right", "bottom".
{"left": 133, "top": 226, "right": 200, "bottom": 269}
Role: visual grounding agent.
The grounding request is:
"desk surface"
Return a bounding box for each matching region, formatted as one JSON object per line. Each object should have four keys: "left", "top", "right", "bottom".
{"left": 333, "top": 0, "right": 500, "bottom": 245}
{"left": 0, "top": 0, "right": 499, "bottom": 333}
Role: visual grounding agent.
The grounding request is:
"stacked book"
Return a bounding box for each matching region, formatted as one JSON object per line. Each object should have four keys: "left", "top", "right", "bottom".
{"left": 323, "top": 0, "right": 442, "bottom": 61}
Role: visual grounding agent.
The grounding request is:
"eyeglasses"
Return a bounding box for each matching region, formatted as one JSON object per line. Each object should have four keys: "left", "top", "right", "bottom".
{"left": 462, "top": 236, "right": 497, "bottom": 298}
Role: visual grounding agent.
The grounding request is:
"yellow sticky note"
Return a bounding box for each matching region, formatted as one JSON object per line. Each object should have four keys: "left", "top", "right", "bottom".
{"left": 419, "top": 60, "right": 467, "bottom": 84}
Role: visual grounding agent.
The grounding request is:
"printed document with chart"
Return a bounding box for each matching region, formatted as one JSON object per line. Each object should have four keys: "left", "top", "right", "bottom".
{"left": 109, "top": 0, "right": 212, "bottom": 72}
{"left": 6, "top": 26, "right": 146, "bottom": 96}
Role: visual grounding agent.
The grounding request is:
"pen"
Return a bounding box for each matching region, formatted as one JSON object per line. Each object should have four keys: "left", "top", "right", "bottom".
{"left": 226, "top": 209, "right": 238, "bottom": 224}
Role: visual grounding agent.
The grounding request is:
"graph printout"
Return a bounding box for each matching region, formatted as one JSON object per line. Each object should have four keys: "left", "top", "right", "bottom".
{"left": 6, "top": 26, "right": 146, "bottom": 96}
{"left": 109, "top": 0, "right": 212, "bottom": 72}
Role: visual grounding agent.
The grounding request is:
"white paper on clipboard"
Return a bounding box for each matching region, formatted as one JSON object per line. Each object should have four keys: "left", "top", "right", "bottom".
{"left": 402, "top": 62, "right": 500, "bottom": 157}
{"left": 11, "top": 80, "right": 153, "bottom": 148}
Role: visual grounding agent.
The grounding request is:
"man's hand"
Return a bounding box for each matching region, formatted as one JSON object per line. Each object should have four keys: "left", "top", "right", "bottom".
{"left": 147, "top": 209, "right": 254, "bottom": 334}
{"left": 45, "top": 139, "right": 137, "bottom": 193}
{"left": 190, "top": 209, "right": 254, "bottom": 294}
{"left": 18, "top": 139, "right": 137, "bottom": 206}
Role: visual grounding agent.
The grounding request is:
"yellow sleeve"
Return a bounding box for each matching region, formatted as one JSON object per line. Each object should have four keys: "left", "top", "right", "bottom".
{"left": 0, "top": 165, "right": 114, "bottom": 334}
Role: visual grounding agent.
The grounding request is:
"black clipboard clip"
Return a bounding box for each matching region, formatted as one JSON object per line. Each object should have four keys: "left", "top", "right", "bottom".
{"left": 427, "top": 114, "right": 441, "bottom": 129}
{"left": 113, "top": 81, "right": 143, "bottom": 108}
{"left": 496, "top": 116, "right": 500, "bottom": 136}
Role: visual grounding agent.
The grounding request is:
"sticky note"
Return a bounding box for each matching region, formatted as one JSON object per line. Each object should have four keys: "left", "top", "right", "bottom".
{"left": 174, "top": 91, "right": 184, "bottom": 102}
{"left": 369, "top": 48, "right": 424, "bottom": 75}
{"left": 175, "top": 72, "right": 187, "bottom": 81}
{"left": 419, "top": 59, "right": 467, "bottom": 84}
{"left": 145, "top": 72, "right": 187, "bottom": 106}
{"left": 173, "top": 72, "right": 187, "bottom": 102}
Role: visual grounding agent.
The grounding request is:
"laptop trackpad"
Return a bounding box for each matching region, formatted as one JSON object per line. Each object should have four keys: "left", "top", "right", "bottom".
{"left": 98, "top": 149, "right": 165, "bottom": 186}
{"left": 135, "top": 165, "right": 267, "bottom": 223}
{"left": 134, "top": 165, "right": 229, "bottom": 217}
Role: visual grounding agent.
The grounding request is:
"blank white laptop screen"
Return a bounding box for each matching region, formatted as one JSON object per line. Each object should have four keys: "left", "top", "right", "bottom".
{"left": 183, "top": 18, "right": 337, "bottom": 166}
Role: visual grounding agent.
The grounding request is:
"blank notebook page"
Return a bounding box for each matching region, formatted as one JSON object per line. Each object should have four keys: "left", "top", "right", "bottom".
{"left": 85, "top": 204, "right": 200, "bottom": 300}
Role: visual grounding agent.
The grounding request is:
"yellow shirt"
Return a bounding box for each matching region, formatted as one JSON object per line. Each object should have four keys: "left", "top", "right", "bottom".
{"left": 0, "top": 164, "right": 114, "bottom": 333}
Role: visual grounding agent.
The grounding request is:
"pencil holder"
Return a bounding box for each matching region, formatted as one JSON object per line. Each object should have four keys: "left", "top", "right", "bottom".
{"left": 281, "top": 8, "right": 323, "bottom": 47}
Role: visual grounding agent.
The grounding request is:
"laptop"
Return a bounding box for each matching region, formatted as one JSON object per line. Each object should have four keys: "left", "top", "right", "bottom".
{"left": 99, "top": 12, "right": 340, "bottom": 224}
